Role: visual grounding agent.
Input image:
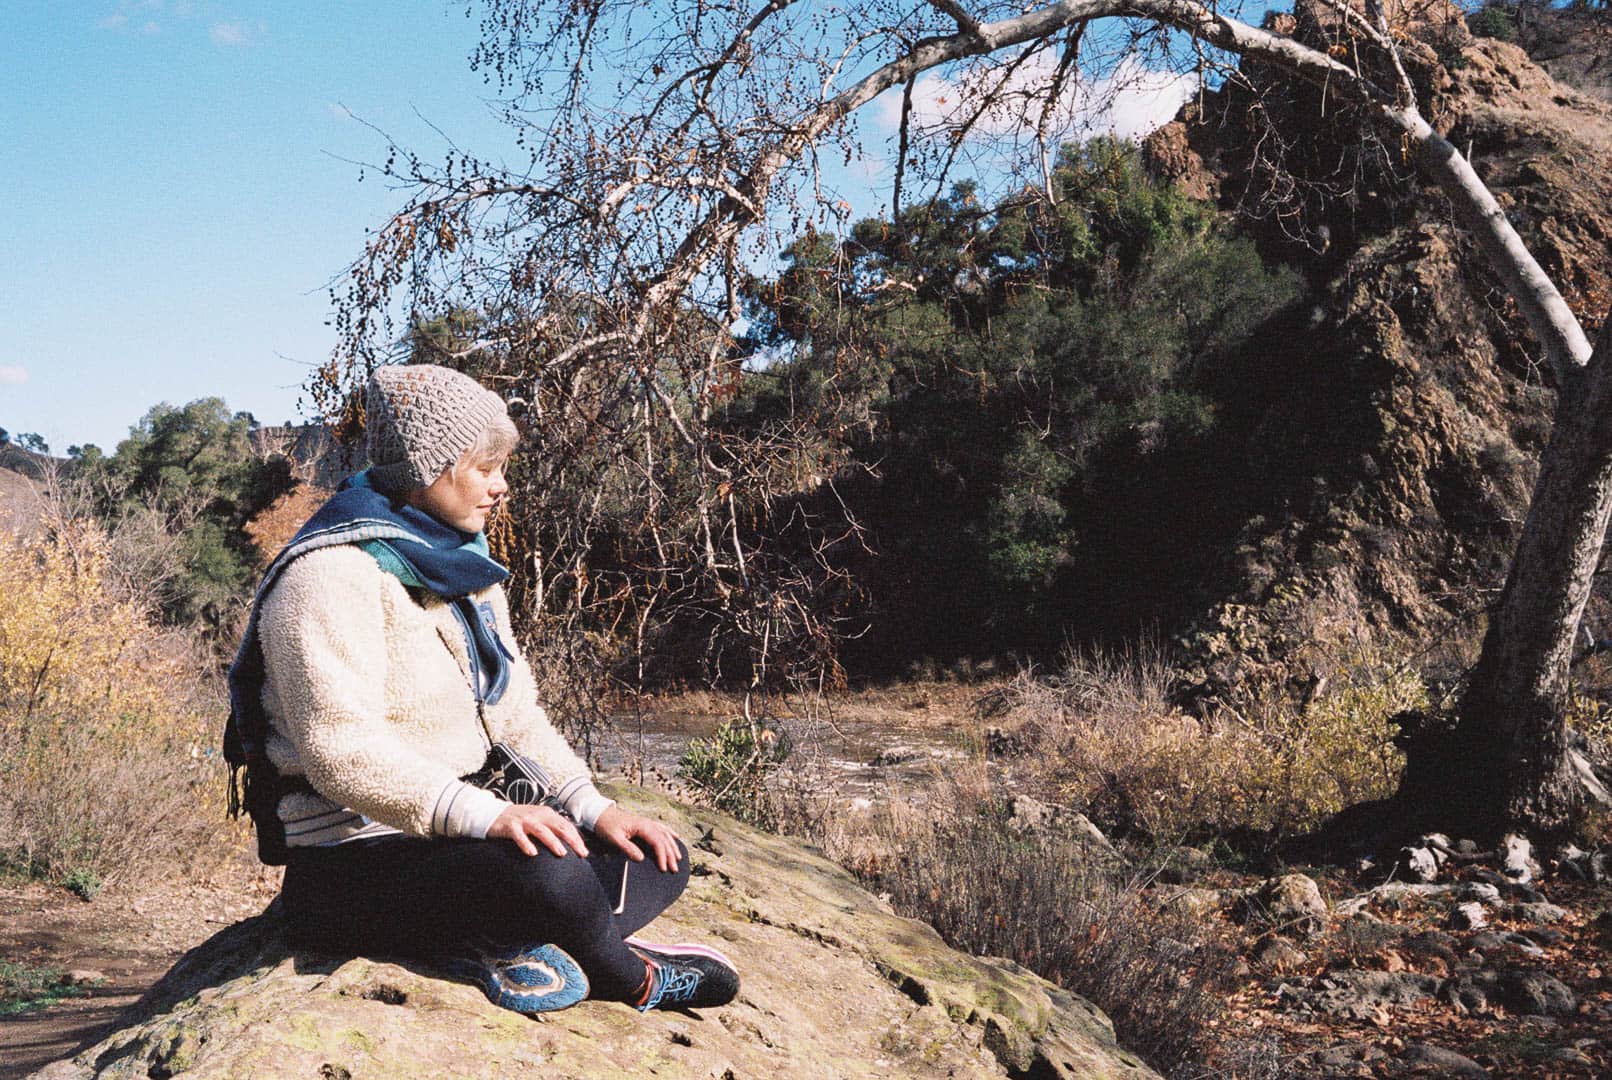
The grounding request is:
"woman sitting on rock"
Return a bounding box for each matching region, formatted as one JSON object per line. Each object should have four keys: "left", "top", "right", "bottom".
{"left": 225, "top": 363, "right": 739, "bottom": 1014}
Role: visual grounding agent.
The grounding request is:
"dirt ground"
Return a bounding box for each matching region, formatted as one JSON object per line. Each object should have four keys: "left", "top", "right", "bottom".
{"left": 0, "top": 853, "right": 282, "bottom": 1080}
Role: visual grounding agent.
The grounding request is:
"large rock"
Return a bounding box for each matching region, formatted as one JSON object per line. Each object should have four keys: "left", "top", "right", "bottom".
{"left": 31, "top": 788, "right": 1157, "bottom": 1079}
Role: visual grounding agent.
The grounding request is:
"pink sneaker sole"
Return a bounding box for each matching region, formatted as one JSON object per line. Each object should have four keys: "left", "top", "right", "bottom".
{"left": 624, "top": 936, "right": 737, "bottom": 970}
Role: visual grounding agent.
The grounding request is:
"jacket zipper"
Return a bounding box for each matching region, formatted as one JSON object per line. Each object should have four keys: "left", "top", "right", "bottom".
{"left": 436, "top": 620, "right": 493, "bottom": 753}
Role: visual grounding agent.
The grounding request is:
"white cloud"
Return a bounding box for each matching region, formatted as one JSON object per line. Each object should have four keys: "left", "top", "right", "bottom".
{"left": 0, "top": 366, "right": 29, "bottom": 386}
{"left": 872, "top": 53, "right": 1196, "bottom": 146}
{"left": 210, "top": 21, "right": 247, "bottom": 46}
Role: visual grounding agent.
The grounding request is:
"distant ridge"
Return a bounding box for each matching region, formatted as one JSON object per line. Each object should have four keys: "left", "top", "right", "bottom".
{"left": 0, "top": 451, "right": 49, "bottom": 539}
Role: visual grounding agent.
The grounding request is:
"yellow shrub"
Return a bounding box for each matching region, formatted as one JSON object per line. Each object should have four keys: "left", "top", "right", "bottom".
{"left": 1006, "top": 643, "right": 1419, "bottom": 840}
{"left": 0, "top": 524, "right": 223, "bottom": 889}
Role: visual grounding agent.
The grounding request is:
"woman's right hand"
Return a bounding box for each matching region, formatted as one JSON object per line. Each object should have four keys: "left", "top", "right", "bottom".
{"left": 488, "top": 803, "right": 590, "bottom": 858}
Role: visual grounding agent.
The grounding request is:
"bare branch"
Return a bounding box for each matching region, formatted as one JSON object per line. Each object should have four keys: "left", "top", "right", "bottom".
{"left": 926, "top": 0, "right": 984, "bottom": 37}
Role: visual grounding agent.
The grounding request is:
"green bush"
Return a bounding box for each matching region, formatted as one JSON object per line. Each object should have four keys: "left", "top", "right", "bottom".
{"left": 740, "top": 137, "right": 1300, "bottom": 662}
{"left": 71, "top": 397, "right": 289, "bottom": 629}
{"left": 678, "top": 717, "right": 791, "bottom": 825}
{"left": 1467, "top": 4, "right": 1516, "bottom": 41}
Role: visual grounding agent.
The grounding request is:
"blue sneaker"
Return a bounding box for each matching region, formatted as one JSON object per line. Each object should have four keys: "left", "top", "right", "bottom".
{"left": 627, "top": 938, "right": 739, "bottom": 1011}
{"left": 447, "top": 942, "right": 589, "bottom": 1014}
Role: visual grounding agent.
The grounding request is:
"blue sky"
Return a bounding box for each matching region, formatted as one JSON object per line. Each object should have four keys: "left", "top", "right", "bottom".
{"left": 3, "top": 2, "right": 517, "bottom": 452}
{"left": 3, "top": 2, "right": 1202, "bottom": 455}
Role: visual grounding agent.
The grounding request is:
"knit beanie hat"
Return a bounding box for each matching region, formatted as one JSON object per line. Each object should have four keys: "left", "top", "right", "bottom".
{"left": 365, "top": 364, "right": 507, "bottom": 495}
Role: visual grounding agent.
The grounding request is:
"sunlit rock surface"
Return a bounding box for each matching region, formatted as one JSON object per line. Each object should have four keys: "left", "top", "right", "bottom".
{"left": 33, "top": 788, "right": 1157, "bottom": 1079}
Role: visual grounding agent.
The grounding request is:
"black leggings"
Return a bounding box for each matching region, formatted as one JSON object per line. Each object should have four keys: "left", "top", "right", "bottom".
{"left": 281, "top": 832, "right": 690, "bottom": 1001}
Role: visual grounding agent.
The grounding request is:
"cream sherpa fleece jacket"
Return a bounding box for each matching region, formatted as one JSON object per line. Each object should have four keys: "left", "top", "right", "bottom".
{"left": 257, "top": 545, "right": 611, "bottom": 846}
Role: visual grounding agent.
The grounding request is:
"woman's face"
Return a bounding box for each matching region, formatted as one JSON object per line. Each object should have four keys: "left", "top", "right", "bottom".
{"left": 409, "top": 455, "right": 509, "bottom": 534}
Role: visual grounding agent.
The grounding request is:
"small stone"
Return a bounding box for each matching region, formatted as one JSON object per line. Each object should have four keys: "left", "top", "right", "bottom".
{"left": 1505, "top": 881, "right": 1545, "bottom": 903}
{"left": 1157, "top": 887, "right": 1237, "bottom": 919}
{"left": 1303, "top": 970, "right": 1440, "bottom": 1020}
{"left": 1449, "top": 901, "right": 1489, "bottom": 931}
{"left": 1440, "top": 972, "right": 1492, "bottom": 1015}
{"left": 1552, "top": 1045, "right": 1595, "bottom": 1066}
{"left": 1499, "top": 970, "right": 1577, "bottom": 1016}
{"left": 1242, "top": 874, "right": 1327, "bottom": 937}
{"left": 1398, "top": 1041, "right": 1489, "bottom": 1078}
{"left": 1454, "top": 838, "right": 1482, "bottom": 857}
{"left": 1554, "top": 842, "right": 1588, "bottom": 866}
{"left": 1369, "top": 949, "right": 1407, "bottom": 973}
{"left": 63, "top": 969, "right": 106, "bottom": 986}
{"left": 1454, "top": 882, "right": 1500, "bottom": 904}
{"left": 1310, "top": 1040, "right": 1386, "bottom": 1076}
{"left": 869, "top": 745, "right": 921, "bottom": 767}
{"left": 1505, "top": 901, "right": 1568, "bottom": 924}
{"left": 1590, "top": 910, "right": 1612, "bottom": 950}
{"left": 1402, "top": 845, "right": 1442, "bottom": 883}
{"left": 1523, "top": 927, "right": 1565, "bottom": 947}
{"left": 1470, "top": 930, "right": 1545, "bottom": 959}
{"left": 1500, "top": 832, "right": 1534, "bottom": 883}
{"left": 1252, "top": 937, "right": 1309, "bottom": 974}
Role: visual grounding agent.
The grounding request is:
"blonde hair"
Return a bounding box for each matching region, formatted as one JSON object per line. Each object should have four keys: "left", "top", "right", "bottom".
{"left": 463, "top": 411, "right": 520, "bottom": 467}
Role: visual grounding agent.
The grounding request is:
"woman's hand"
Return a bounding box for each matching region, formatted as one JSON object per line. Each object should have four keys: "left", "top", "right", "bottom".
{"left": 488, "top": 803, "right": 590, "bottom": 858}
{"left": 593, "top": 805, "right": 682, "bottom": 872}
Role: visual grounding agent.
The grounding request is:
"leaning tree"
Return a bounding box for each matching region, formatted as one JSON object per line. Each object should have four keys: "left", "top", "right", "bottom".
{"left": 322, "top": 0, "right": 1610, "bottom": 834}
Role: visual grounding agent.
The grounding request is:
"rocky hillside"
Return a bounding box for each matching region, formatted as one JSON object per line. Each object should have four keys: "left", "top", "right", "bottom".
{"left": 1140, "top": 0, "right": 1612, "bottom": 699}
{"left": 0, "top": 446, "right": 55, "bottom": 538}
{"left": 1513, "top": 4, "right": 1612, "bottom": 103}
{"left": 0, "top": 467, "right": 45, "bottom": 539}
{"left": 27, "top": 788, "right": 1157, "bottom": 1080}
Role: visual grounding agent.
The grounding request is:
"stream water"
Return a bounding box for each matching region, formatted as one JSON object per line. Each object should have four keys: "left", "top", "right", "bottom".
{"left": 587, "top": 703, "right": 979, "bottom": 803}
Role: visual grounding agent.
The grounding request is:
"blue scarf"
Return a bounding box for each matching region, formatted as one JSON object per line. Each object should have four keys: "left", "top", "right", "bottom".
{"left": 224, "top": 470, "right": 514, "bottom": 820}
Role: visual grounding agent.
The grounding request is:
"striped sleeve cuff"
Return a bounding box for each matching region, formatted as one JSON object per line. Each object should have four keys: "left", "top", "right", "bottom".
{"left": 554, "top": 776, "right": 614, "bottom": 831}
{"left": 430, "top": 779, "right": 509, "bottom": 838}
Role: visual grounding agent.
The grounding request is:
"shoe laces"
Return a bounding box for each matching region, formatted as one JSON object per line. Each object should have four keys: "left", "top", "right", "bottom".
{"left": 648, "top": 962, "right": 702, "bottom": 1007}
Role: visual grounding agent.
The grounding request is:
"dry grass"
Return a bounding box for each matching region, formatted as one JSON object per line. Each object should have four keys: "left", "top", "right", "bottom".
{"left": 777, "top": 760, "right": 1238, "bottom": 1077}
{"left": 979, "top": 641, "right": 1420, "bottom": 842}
{"left": 0, "top": 519, "right": 226, "bottom": 892}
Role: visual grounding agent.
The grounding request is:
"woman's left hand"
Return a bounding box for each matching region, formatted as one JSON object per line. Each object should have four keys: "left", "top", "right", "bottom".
{"left": 593, "top": 806, "right": 682, "bottom": 872}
